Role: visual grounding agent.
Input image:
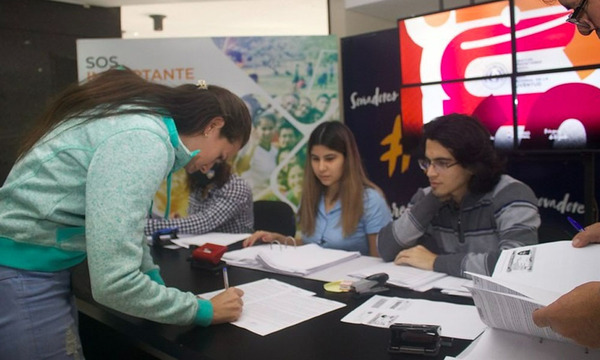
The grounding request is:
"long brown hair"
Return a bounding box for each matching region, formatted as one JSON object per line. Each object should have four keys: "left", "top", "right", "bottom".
{"left": 299, "top": 121, "right": 385, "bottom": 237}
{"left": 18, "top": 66, "right": 251, "bottom": 158}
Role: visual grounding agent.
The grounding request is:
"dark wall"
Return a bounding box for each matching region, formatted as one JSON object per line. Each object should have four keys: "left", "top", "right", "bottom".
{"left": 0, "top": 0, "right": 120, "bottom": 184}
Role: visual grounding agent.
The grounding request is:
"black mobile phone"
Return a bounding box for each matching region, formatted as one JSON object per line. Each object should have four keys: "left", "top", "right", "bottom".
{"left": 388, "top": 323, "right": 442, "bottom": 356}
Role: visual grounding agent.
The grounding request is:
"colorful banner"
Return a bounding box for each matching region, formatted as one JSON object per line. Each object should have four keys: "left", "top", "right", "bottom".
{"left": 341, "top": 24, "right": 598, "bottom": 241}
{"left": 77, "top": 36, "right": 339, "bottom": 216}
{"left": 342, "top": 29, "right": 426, "bottom": 217}
{"left": 398, "top": 0, "right": 600, "bottom": 151}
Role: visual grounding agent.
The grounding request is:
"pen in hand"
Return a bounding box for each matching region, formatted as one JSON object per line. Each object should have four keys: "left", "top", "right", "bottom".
{"left": 223, "top": 266, "right": 229, "bottom": 289}
{"left": 567, "top": 216, "right": 585, "bottom": 233}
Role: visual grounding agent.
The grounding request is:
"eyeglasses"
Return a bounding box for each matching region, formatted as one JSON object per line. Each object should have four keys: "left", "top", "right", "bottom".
{"left": 418, "top": 158, "right": 459, "bottom": 172}
{"left": 566, "top": 0, "right": 591, "bottom": 28}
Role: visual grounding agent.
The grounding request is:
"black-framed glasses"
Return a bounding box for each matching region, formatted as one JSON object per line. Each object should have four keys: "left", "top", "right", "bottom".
{"left": 418, "top": 158, "right": 459, "bottom": 172}
{"left": 566, "top": 0, "right": 591, "bottom": 28}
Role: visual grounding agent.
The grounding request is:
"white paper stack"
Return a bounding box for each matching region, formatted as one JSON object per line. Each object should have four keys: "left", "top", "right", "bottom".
{"left": 455, "top": 241, "right": 600, "bottom": 358}
{"left": 222, "top": 243, "right": 361, "bottom": 276}
{"left": 256, "top": 243, "right": 361, "bottom": 276}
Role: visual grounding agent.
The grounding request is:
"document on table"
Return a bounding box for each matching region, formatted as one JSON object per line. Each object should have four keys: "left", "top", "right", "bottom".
{"left": 170, "top": 232, "right": 252, "bottom": 248}
{"left": 307, "top": 255, "right": 383, "bottom": 283}
{"left": 452, "top": 328, "right": 600, "bottom": 360}
{"left": 348, "top": 262, "right": 472, "bottom": 294}
{"left": 460, "top": 241, "right": 600, "bottom": 344}
{"left": 222, "top": 244, "right": 361, "bottom": 276}
{"left": 341, "top": 294, "right": 486, "bottom": 340}
{"left": 198, "top": 278, "right": 345, "bottom": 336}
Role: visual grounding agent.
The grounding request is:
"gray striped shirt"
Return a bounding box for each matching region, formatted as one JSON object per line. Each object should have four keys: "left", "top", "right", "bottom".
{"left": 377, "top": 175, "right": 540, "bottom": 278}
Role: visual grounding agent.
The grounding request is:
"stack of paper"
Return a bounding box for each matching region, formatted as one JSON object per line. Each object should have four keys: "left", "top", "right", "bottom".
{"left": 452, "top": 328, "right": 600, "bottom": 359}
{"left": 221, "top": 244, "right": 265, "bottom": 268}
{"left": 465, "top": 272, "right": 566, "bottom": 342}
{"left": 256, "top": 244, "right": 361, "bottom": 276}
{"left": 223, "top": 244, "right": 361, "bottom": 276}
{"left": 456, "top": 241, "right": 600, "bottom": 357}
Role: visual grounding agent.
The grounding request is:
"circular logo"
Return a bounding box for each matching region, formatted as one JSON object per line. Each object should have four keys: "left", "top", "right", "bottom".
{"left": 483, "top": 63, "right": 509, "bottom": 90}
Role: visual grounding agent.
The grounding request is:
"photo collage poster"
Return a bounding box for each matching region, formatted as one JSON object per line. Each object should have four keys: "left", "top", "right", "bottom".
{"left": 77, "top": 36, "right": 339, "bottom": 217}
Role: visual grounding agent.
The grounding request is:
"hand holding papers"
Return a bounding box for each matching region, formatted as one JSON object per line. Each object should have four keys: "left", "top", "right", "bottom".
{"left": 465, "top": 272, "right": 567, "bottom": 342}
{"left": 460, "top": 241, "right": 600, "bottom": 356}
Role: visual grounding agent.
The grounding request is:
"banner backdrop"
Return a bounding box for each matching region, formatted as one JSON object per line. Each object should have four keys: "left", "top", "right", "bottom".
{"left": 341, "top": 29, "right": 427, "bottom": 218}
{"left": 77, "top": 36, "right": 339, "bottom": 216}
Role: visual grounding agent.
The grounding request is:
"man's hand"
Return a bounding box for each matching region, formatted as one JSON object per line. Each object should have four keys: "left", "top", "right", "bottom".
{"left": 573, "top": 222, "right": 600, "bottom": 248}
{"left": 210, "top": 287, "right": 244, "bottom": 324}
{"left": 393, "top": 245, "right": 437, "bottom": 271}
{"left": 532, "top": 281, "right": 600, "bottom": 348}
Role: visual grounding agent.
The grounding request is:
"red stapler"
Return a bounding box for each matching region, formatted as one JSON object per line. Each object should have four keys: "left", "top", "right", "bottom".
{"left": 189, "top": 243, "right": 227, "bottom": 271}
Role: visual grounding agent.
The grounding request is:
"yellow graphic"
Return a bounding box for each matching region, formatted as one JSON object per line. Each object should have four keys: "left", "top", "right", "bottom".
{"left": 380, "top": 115, "right": 411, "bottom": 177}
{"left": 153, "top": 168, "right": 190, "bottom": 218}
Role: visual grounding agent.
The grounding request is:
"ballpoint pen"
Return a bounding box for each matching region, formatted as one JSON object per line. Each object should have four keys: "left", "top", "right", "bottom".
{"left": 567, "top": 216, "right": 585, "bottom": 233}
{"left": 223, "top": 266, "right": 230, "bottom": 289}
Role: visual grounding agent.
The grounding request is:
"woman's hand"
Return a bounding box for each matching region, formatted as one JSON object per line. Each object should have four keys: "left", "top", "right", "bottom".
{"left": 210, "top": 287, "right": 244, "bottom": 324}
{"left": 243, "top": 231, "right": 285, "bottom": 247}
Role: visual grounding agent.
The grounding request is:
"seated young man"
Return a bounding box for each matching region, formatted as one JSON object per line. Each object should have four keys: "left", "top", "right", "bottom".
{"left": 377, "top": 113, "right": 540, "bottom": 278}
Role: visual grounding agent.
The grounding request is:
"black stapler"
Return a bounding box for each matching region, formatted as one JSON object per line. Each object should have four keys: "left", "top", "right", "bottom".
{"left": 351, "top": 272, "right": 390, "bottom": 296}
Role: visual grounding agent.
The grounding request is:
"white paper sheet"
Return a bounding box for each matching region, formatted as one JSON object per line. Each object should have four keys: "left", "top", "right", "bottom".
{"left": 198, "top": 278, "right": 345, "bottom": 336}
{"left": 465, "top": 282, "right": 565, "bottom": 342}
{"left": 341, "top": 295, "right": 486, "bottom": 340}
{"left": 493, "top": 241, "right": 600, "bottom": 294}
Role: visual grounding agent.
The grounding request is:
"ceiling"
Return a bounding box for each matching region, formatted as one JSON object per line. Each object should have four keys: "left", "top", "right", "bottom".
{"left": 49, "top": 0, "right": 485, "bottom": 38}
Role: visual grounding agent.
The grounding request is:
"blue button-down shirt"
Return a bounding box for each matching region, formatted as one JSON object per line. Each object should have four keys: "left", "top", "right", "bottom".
{"left": 302, "top": 188, "right": 391, "bottom": 255}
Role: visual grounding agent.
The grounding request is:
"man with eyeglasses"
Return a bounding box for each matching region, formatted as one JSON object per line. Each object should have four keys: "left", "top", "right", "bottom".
{"left": 531, "top": 0, "right": 600, "bottom": 348}
{"left": 377, "top": 114, "right": 540, "bottom": 278}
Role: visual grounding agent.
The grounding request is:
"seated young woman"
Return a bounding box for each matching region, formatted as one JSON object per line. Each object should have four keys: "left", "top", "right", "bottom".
{"left": 243, "top": 121, "right": 391, "bottom": 256}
